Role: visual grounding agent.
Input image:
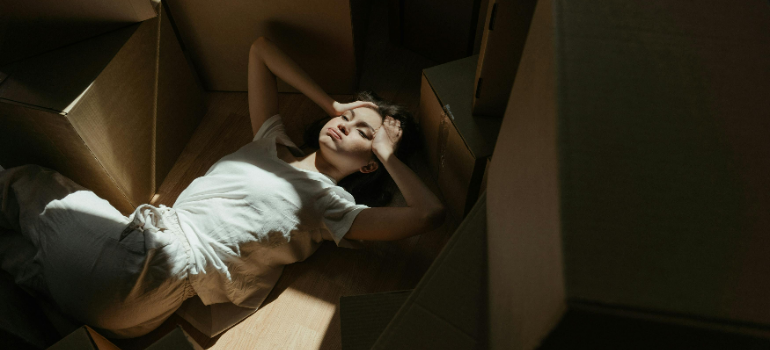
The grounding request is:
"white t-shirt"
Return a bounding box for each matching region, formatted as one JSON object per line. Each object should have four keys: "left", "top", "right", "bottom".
{"left": 173, "top": 115, "right": 368, "bottom": 308}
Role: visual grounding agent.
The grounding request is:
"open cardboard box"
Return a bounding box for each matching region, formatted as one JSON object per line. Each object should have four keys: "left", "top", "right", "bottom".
{"left": 418, "top": 55, "right": 501, "bottom": 220}
{"left": 487, "top": 0, "right": 770, "bottom": 348}
{"left": 0, "top": 2, "right": 205, "bottom": 215}
{"left": 371, "top": 193, "right": 488, "bottom": 350}
{"left": 0, "top": 0, "right": 156, "bottom": 66}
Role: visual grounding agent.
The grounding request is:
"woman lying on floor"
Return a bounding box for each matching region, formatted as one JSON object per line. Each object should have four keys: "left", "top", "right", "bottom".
{"left": 0, "top": 36, "right": 444, "bottom": 338}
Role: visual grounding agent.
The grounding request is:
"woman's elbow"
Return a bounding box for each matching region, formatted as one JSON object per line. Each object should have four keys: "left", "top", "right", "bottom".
{"left": 424, "top": 205, "right": 446, "bottom": 231}
{"left": 251, "top": 36, "right": 272, "bottom": 52}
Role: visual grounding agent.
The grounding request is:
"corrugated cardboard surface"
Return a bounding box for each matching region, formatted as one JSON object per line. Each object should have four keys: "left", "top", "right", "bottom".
{"left": 155, "top": 2, "right": 206, "bottom": 190}
{"left": 420, "top": 56, "right": 501, "bottom": 218}
{"left": 66, "top": 18, "right": 156, "bottom": 209}
{"left": 372, "top": 192, "right": 487, "bottom": 350}
{"left": 418, "top": 74, "right": 446, "bottom": 177}
{"left": 472, "top": 0, "right": 492, "bottom": 55}
{"left": 556, "top": 0, "right": 770, "bottom": 326}
{"left": 419, "top": 75, "right": 477, "bottom": 219}
{"left": 472, "top": 0, "right": 537, "bottom": 117}
{"left": 0, "top": 0, "right": 155, "bottom": 66}
{"left": 486, "top": 0, "right": 565, "bottom": 348}
{"left": 1, "top": 6, "right": 206, "bottom": 213}
{"left": 488, "top": 0, "right": 770, "bottom": 347}
{"left": 423, "top": 56, "right": 500, "bottom": 160}
{"left": 339, "top": 290, "right": 411, "bottom": 350}
{"left": 0, "top": 103, "right": 135, "bottom": 214}
{"left": 163, "top": 0, "right": 362, "bottom": 93}
{"left": 145, "top": 326, "right": 203, "bottom": 350}
{"left": 0, "top": 22, "right": 153, "bottom": 212}
{"left": 0, "top": 25, "right": 138, "bottom": 112}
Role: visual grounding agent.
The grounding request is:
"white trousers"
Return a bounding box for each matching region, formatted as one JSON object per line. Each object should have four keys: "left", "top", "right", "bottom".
{"left": 0, "top": 165, "right": 196, "bottom": 338}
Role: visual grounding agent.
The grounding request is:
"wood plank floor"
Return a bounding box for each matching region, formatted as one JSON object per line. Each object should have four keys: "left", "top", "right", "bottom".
{"left": 113, "top": 1, "right": 464, "bottom": 349}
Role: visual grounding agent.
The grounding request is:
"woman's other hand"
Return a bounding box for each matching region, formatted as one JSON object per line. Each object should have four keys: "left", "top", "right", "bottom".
{"left": 372, "top": 116, "right": 402, "bottom": 161}
{"left": 329, "top": 100, "right": 377, "bottom": 117}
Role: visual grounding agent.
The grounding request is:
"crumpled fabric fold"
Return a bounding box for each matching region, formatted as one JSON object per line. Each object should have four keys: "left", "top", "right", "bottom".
{"left": 125, "top": 204, "right": 175, "bottom": 237}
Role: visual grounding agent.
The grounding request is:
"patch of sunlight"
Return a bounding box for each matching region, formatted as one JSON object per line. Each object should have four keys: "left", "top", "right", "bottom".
{"left": 61, "top": 81, "right": 94, "bottom": 115}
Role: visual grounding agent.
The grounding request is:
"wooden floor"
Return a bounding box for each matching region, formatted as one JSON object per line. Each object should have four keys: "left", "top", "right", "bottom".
{"left": 113, "top": 1, "right": 463, "bottom": 349}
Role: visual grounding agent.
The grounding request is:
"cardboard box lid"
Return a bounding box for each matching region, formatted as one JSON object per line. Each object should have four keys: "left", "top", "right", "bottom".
{"left": 372, "top": 192, "right": 488, "bottom": 350}
{"left": 0, "top": 0, "right": 156, "bottom": 66}
{"left": 423, "top": 56, "right": 501, "bottom": 159}
{"left": 0, "top": 24, "right": 140, "bottom": 113}
{"left": 47, "top": 326, "right": 121, "bottom": 350}
{"left": 340, "top": 290, "right": 411, "bottom": 350}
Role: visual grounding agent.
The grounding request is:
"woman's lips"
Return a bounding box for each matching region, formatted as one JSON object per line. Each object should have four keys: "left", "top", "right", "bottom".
{"left": 327, "top": 128, "right": 342, "bottom": 140}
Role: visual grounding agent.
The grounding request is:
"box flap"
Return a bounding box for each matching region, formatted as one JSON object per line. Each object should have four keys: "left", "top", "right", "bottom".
{"left": 423, "top": 56, "right": 501, "bottom": 159}
{"left": 0, "top": 24, "right": 139, "bottom": 113}
{"left": 372, "top": 192, "right": 488, "bottom": 349}
{"left": 340, "top": 290, "right": 411, "bottom": 350}
{"left": 145, "top": 326, "right": 203, "bottom": 350}
{"left": 0, "top": 0, "right": 156, "bottom": 66}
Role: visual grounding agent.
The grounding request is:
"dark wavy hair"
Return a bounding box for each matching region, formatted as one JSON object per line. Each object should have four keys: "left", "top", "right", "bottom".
{"left": 302, "top": 91, "right": 421, "bottom": 207}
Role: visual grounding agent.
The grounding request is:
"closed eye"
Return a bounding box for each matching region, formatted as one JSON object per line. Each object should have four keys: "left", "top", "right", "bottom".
{"left": 358, "top": 130, "right": 370, "bottom": 139}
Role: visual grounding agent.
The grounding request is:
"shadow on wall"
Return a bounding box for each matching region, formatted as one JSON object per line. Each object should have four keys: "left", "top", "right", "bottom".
{"left": 262, "top": 20, "right": 352, "bottom": 92}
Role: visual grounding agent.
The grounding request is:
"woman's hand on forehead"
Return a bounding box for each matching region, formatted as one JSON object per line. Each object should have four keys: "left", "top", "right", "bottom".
{"left": 372, "top": 116, "right": 402, "bottom": 161}
{"left": 330, "top": 100, "right": 378, "bottom": 117}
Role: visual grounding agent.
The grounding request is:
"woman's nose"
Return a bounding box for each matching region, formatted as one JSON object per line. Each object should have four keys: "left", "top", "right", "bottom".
{"left": 338, "top": 124, "right": 348, "bottom": 135}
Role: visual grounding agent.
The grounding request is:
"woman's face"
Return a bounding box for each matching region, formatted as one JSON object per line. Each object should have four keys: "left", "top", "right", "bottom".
{"left": 318, "top": 107, "right": 383, "bottom": 172}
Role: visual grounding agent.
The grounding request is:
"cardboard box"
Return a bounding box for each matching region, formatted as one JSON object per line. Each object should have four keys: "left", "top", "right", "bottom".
{"left": 173, "top": 296, "right": 258, "bottom": 338}
{"left": 0, "top": 0, "right": 156, "bottom": 66}
{"left": 419, "top": 56, "right": 501, "bottom": 219}
{"left": 163, "top": 0, "right": 371, "bottom": 93}
{"left": 340, "top": 290, "right": 411, "bottom": 350}
{"left": 487, "top": 0, "right": 770, "bottom": 348}
{"left": 0, "top": 4, "right": 205, "bottom": 215}
{"left": 472, "top": 0, "right": 537, "bottom": 117}
{"left": 371, "top": 192, "right": 488, "bottom": 350}
{"left": 155, "top": 2, "right": 207, "bottom": 190}
{"left": 397, "top": 0, "right": 484, "bottom": 63}
{"left": 47, "top": 326, "right": 121, "bottom": 350}
{"left": 145, "top": 326, "right": 203, "bottom": 350}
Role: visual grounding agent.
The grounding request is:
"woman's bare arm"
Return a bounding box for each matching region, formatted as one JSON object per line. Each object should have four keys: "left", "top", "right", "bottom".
{"left": 345, "top": 117, "right": 446, "bottom": 241}
{"left": 248, "top": 36, "right": 336, "bottom": 135}
{"left": 248, "top": 37, "right": 375, "bottom": 135}
{"left": 248, "top": 38, "right": 279, "bottom": 136}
